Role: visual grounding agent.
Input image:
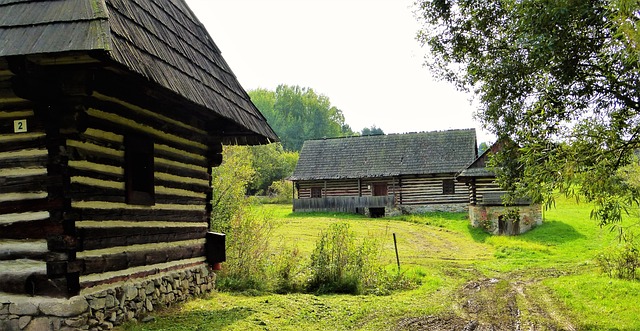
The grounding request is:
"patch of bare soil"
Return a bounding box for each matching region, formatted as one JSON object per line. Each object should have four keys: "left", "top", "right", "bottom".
{"left": 396, "top": 277, "right": 576, "bottom": 331}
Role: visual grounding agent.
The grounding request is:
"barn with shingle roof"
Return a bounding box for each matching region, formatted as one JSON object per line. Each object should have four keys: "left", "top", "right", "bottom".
{"left": 290, "top": 129, "right": 477, "bottom": 216}
{"left": 0, "top": 0, "right": 276, "bottom": 328}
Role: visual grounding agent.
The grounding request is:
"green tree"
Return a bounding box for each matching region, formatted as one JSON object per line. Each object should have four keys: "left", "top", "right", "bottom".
{"left": 248, "top": 143, "right": 299, "bottom": 194}
{"left": 249, "top": 85, "right": 354, "bottom": 151}
{"left": 210, "top": 146, "right": 255, "bottom": 228}
{"left": 417, "top": 0, "right": 640, "bottom": 226}
{"left": 361, "top": 125, "right": 384, "bottom": 136}
{"left": 478, "top": 142, "right": 490, "bottom": 155}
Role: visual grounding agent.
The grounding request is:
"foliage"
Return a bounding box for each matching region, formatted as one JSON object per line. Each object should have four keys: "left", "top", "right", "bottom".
{"left": 249, "top": 85, "right": 354, "bottom": 151}
{"left": 416, "top": 0, "right": 640, "bottom": 226}
{"left": 361, "top": 125, "right": 384, "bottom": 136}
{"left": 214, "top": 206, "right": 276, "bottom": 292}
{"left": 478, "top": 141, "right": 490, "bottom": 155}
{"left": 210, "top": 146, "right": 255, "bottom": 227}
{"left": 117, "top": 198, "right": 640, "bottom": 331}
{"left": 247, "top": 143, "right": 298, "bottom": 194}
{"left": 596, "top": 232, "right": 640, "bottom": 280}
{"left": 268, "top": 243, "right": 307, "bottom": 293}
{"left": 266, "top": 179, "right": 294, "bottom": 204}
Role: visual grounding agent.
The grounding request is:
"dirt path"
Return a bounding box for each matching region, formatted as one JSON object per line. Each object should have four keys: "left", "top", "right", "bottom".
{"left": 396, "top": 276, "right": 577, "bottom": 331}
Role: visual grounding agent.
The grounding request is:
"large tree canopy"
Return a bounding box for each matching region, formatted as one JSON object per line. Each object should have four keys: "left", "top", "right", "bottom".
{"left": 250, "top": 85, "right": 354, "bottom": 151}
{"left": 417, "top": 0, "right": 640, "bottom": 225}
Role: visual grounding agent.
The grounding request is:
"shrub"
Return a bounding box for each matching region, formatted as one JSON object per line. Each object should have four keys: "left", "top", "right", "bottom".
{"left": 268, "top": 244, "right": 307, "bottom": 293}
{"left": 210, "top": 146, "right": 255, "bottom": 227}
{"left": 265, "top": 179, "right": 294, "bottom": 204}
{"left": 215, "top": 207, "right": 275, "bottom": 292}
{"left": 596, "top": 233, "right": 640, "bottom": 280}
{"left": 307, "top": 223, "right": 385, "bottom": 294}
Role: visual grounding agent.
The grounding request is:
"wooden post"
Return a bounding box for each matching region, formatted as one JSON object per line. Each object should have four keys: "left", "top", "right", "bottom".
{"left": 398, "top": 177, "right": 403, "bottom": 205}
{"left": 393, "top": 233, "right": 400, "bottom": 273}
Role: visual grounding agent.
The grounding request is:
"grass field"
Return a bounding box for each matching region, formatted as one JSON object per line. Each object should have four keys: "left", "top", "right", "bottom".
{"left": 117, "top": 197, "right": 640, "bottom": 330}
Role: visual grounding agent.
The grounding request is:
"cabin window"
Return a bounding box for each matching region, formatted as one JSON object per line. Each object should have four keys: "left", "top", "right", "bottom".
{"left": 125, "top": 135, "right": 155, "bottom": 205}
{"left": 311, "top": 187, "right": 322, "bottom": 198}
{"left": 442, "top": 179, "right": 455, "bottom": 195}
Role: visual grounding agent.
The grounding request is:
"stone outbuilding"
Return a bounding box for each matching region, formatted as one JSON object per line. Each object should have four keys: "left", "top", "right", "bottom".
{"left": 456, "top": 140, "right": 542, "bottom": 235}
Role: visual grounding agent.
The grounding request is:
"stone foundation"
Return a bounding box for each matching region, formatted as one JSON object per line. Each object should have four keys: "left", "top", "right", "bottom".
{"left": 469, "top": 204, "right": 542, "bottom": 235}
{"left": 0, "top": 263, "right": 215, "bottom": 331}
{"left": 397, "top": 203, "right": 469, "bottom": 215}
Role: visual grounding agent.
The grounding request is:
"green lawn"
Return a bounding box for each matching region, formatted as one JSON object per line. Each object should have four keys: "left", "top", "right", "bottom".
{"left": 118, "top": 197, "right": 640, "bottom": 330}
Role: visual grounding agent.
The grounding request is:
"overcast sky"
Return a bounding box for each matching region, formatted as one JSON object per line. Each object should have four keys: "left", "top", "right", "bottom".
{"left": 184, "top": 0, "right": 495, "bottom": 143}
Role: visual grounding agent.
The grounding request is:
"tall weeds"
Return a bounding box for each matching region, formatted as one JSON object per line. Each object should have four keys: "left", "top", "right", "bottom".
{"left": 214, "top": 206, "right": 276, "bottom": 292}
{"left": 307, "top": 223, "right": 395, "bottom": 294}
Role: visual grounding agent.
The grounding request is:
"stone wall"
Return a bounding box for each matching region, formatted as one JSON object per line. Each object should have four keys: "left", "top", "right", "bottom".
{"left": 469, "top": 204, "right": 542, "bottom": 235}
{"left": 396, "top": 203, "right": 469, "bottom": 215}
{"left": 0, "top": 264, "right": 215, "bottom": 331}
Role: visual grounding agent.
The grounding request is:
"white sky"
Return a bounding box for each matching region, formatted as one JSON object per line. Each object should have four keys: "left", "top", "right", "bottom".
{"left": 184, "top": 0, "right": 495, "bottom": 143}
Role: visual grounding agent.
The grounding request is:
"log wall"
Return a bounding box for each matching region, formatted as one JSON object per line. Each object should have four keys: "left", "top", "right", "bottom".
{"left": 398, "top": 175, "right": 468, "bottom": 206}
{"left": 467, "top": 178, "right": 508, "bottom": 205}
{"left": 0, "top": 60, "right": 220, "bottom": 297}
{"left": 295, "top": 173, "right": 468, "bottom": 212}
{"left": 70, "top": 90, "right": 216, "bottom": 291}
{"left": 0, "top": 62, "right": 52, "bottom": 295}
{"left": 297, "top": 178, "right": 404, "bottom": 199}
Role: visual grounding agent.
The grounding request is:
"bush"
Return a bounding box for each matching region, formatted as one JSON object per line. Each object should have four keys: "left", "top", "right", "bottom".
{"left": 268, "top": 244, "right": 307, "bottom": 293}
{"left": 211, "top": 146, "right": 255, "bottom": 227}
{"left": 596, "top": 233, "right": 640, "bottom": 280}
{"left": 265, "top": 179, "right": 294, "bottom": 204}
{"left": 215, "top": 207, "right": 275, "bottom": 292}
{"left": 307, "top": 223, "right": 384, "bottom": 294}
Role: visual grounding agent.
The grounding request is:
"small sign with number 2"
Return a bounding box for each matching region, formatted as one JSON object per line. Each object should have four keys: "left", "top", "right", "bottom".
{"left": 14, "top": 119, "right": 27, "bottom": 133}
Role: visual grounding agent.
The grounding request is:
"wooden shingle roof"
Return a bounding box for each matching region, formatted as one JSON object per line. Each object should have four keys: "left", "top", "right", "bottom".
{"left": 457, "top": 139, "right": 511, "bottom": 180}
{"left": 0, "top": 0, "right": 277, "bottom": 144}
{"left": 290, "top": 129, "right": 478, "bottom": 181}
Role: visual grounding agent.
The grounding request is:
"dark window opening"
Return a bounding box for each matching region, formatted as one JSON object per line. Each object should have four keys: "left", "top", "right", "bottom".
{"left": 442, "top": 179, "right": 455, "bottom": 195}
{"left": 311, "top": 187, "right": 322, "bottom": 198}
{"left": 125, "top": 135, "right": 155, "bottom": 205}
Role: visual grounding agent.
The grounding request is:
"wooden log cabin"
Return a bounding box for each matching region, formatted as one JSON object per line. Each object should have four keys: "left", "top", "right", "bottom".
{"left": 0, "top": 0, "right": 276, "bottom": 309}
{"left": 290, "top": 130, "right": 477, "bottom": 216}
{"left": 456, "top": 140, "right": 542, "bottom": 235}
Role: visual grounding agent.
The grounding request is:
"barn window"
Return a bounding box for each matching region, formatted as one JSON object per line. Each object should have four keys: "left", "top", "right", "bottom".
{"left": 311, "top": 187, "right": 322, "bottom": 198}
{"left": 442, "top": 179, "right": 455, "bottom": 195}
{"left": 125, "top": 135, "right": 155, "bottom": 205}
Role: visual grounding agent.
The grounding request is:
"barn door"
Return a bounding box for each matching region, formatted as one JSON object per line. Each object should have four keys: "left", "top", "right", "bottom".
{"left": 372, "top": 183, "right": 388, "bottom": 196}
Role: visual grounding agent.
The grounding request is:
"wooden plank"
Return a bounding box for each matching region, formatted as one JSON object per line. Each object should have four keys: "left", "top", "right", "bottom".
{"left": 78, "top": 226, "right": 207, "bottom": 250}
{"left": 80, "top": 243, "right": 205, "bottom": 275}
{"left": 0, "top": 136, "right": 47, "bottom": 153}
{"left": 0, "top": 175, "right": 62, "bottom": 194}
{"left": 69, "top": 183, "right": 126, "bottom": 203}
{"left": 0, "top": 197, "right": 63, "bottom": 214}
{"left": 0, "top": 218, "right": 64, "bottom": 240}
{"left": 78, "top": 208, "right": 206, "bottom": 222}
{"left": 0, "top": 239, "right": 48, "bottom": 260}
{"left": 0, "top": 116, "right": 44, "bottom": 134}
